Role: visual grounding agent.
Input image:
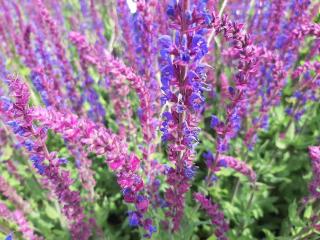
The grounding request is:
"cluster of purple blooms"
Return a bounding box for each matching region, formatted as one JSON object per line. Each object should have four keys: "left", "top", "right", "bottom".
{"left": 0, "top": 0, "right": 319, "bottom": 239}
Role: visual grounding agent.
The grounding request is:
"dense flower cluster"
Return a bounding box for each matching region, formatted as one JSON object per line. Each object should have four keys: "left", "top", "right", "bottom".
{"left": 158, "top": 0, "right": 215, "bottom": 230}
{"left": 0, "top": 0, "right": 319, "bottom": 239}
{"left": 30, "top": 106, "right": 156, "bottom": 237}
{"left": 0, "top": 77, "right": 91, "bottom": 240}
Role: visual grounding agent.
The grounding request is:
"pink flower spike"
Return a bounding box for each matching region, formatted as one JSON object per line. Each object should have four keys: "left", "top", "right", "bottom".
{"left": 194, "top": 193, "right": 229, "bottom": 240}
{"left": 219, "top": 155, "right": 256, "bottom": 182}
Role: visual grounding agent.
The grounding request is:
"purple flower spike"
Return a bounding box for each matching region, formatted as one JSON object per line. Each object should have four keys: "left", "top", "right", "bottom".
{"left": 0, "top": 96, "right": 12, "bottom": 111}
{"left": 218, "top": 159, "right": 228, "bottom": 168}
{"left": 0, "top": 76, "right": 91, "bottom": 240}
{"left": 194, "top": 193, "right": 229, "bottom": 240}
{"left": 309, "top": 146, "right": 320, "bottom": 199}
{"left": 210, "top": 115, "right": 219, "bottom": 129}
{"left": 128, "top": 211, "right": 140, "bottom": 227}
{"left": 219, "top": 155, "right": 256, "bottom": 182}
{"left": 5, "top": 233, "right": 13, "bottom": 240}
{"left": 184, "top": 166, "right": 198, "bottom": 179}
{"left": 203, "top": 151, "right": 215, "bottom": 168}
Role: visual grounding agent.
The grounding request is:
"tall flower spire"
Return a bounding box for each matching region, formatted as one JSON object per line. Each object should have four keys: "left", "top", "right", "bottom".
{"left": 159, "top": 0, "right": 213, "bottom": 230}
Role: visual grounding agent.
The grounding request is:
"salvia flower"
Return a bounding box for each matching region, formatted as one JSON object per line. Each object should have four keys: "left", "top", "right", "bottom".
{"left": 244, "top": 47, "right": 286, "bottom": 148}
{"left": 210, "top": 115, "right": 219, "bottom": 129}
{"left": 0, "top": 0, "right": 319, "bottom": 239}
{"left": 0, "top": 202, "right": 42, "bottom": 240}
{"left": 308, "top": 146, "right": 320, "bottom": 199}
{"left": 204, "top": 151, "right": 256, "bottom": 182}
{"left": 30, "top": 106, "right": 156, "bottom": 236}
{"left": 0, "top": 76, "right": 91, "bottom": 240}
{"left": 5, "top": 233, "right": 13, "bottom": 240}
{"left": 286, "top": 61, "right": 320, "bottom": 121}
{"left": 128, "top": 211, "right": 140, "bottom": 227}
{"left": 0, "top": 176, "right": 30, "bottom": 214}
{"left": 159, "top": 0, "right": 214, "bottom": 230}
{"left": 194, "top": 193, "right": 229, "bottom": 240}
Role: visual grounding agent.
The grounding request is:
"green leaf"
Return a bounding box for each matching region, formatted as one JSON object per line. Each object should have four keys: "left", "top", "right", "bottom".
{"left": 288, "top": 200, "right": 304, "bottom": 228}
{"left": 303, "top": 205, "right": 312, "bottom": 219}
{"left": 1, "top": 145, "right": 13, "bottom": 160}
{"left": 275, "top": 133, "right": 287, "bottom": 149}
{"left": 262, "top": 229, "right": 276, "bottom": 240}
{"left": 288, "top": 200, "right": 298, "bottom": 223}
{"left": 45, "top": 203, "right": 59, "bottom": 220}
{"left": 286, "top": 122, "right": 295, "bottom": 142}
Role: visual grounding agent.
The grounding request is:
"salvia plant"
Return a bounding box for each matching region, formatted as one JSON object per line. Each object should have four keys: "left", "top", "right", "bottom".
{"left": 0, "top": 0, "right": 319, "bottom": 239}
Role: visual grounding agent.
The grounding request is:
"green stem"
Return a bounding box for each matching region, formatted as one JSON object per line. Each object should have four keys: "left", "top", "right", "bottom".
{"left": 218, "top": 0, "right": 229, "bottom": 17}
{"left": 231, "top": 150, "right": 249, "bottom": 203}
